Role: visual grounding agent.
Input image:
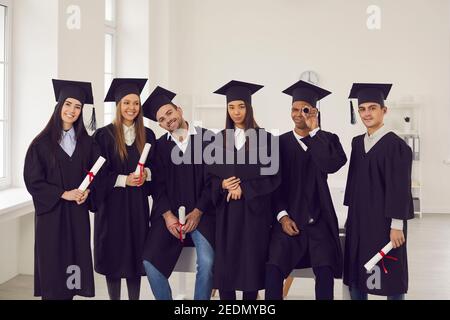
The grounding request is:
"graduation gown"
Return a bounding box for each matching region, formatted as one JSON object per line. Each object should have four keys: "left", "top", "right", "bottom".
{"left": 92, "top": 124, "right": 153, "bottom": 278}
{"left": 343, "top": 132, "right": 414, "bottom": 296}
{"left": 23, "top": 134, "right": 99, "bottom": 299}
{"left": 267, "top": 130, "right": 347, "bottom": 279}
{"left": 142, "top": 127, "right": 215, "bottom": 278}
{"left": 207, "top": 128, "right": 281, "bottom": 292}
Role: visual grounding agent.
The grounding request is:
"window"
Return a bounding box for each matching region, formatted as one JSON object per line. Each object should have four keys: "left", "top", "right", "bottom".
{"left": 104, "top": 0, "right": 116, "bottom": 125}
{"left": 0, "top": 0, "right": 11, "bottom": 189}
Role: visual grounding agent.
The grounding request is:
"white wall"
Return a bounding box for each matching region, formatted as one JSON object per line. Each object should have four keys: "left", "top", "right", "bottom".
{"left": 58, "top": 0, "right": 105, "bottom": 127}
{"left": 3, "top": 0, "right": 59, "bottom": 282}
{"left": 116, "top": 0, "right": 149, "bottom": 81}
{"left": 116, "top": 0, "right": 164, "bottom": 136}
{"left": 148, "top": 0, "right": 450, "bottom": 214}
{"left": 11, "top": 0, "right": 59, "bottom": 188}
{"left": 2, "top": 0, "right": 106, "bottom": 281}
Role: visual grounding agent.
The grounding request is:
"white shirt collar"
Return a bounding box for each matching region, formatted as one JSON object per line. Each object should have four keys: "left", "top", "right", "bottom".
{"left": 234, "top": 127, "right": 245, "bottom": 135}
{"left": 366, "top": 124, "right": 387, "bottom": 140}
{"left": 62, "top": 126, "right": 76, "bottom": 139}
{"left": 234, "top": 127, "right": 246, "bottom": 150}
{"left": 123, "top": 123, "right": 136, "bottom": 146}
{"left": 167, "top": 123, "right": 197, "bottom": 154}
{"left": 364, "top": 124, "right": 390, "bottom": 153}
{"left": 123, "top": 123, "right": 135, "bottom": 133}
{"left": 292, "top": 130, "right": 308, "bottom": 151}
{"left": 292, "top": 130, "right": 306, "bottom": 140}
{"left": 167, "top": 122, "right": 198, "bottom": 141}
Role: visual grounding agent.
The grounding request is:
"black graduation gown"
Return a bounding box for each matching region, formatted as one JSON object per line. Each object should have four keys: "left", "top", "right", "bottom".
{"left": 142, "top": 127, "right": 215, "bottom": 278}
{"left": 267, "top": 130, "right": 347, "bottom": 279}
{"left": 92, "top": 124, "right": 152, "bottom": 278}
{"left": 23, "top": 134, "right": 99, "bottom": 299}
{"left": 343, "top": 132, "right": 414, "bottom": 296}
{"left": 144, "top": 127, "right": 158, "bottom": 197}
{"left": 207, "top": 129, "right": 281, "bottom": 292}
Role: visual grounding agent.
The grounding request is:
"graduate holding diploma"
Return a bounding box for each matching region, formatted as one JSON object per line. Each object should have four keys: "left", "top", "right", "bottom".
{"left": 24, "top": 79, "right": 99, "bottom": 300}
{"left": 343, "top": 83, "right": 414, "bottom": 300}
{"left": 141, "top": 86, "right": 215, "bottom": 300}
{"left": 93, "top": 78, "right": 153, "bottom": 300}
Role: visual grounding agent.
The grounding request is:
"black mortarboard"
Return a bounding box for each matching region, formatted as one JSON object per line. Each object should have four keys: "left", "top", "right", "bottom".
{"left": 282, "top": 80, "right": 331, "bottom": 108}
{"left": 52, "top": 79, "right": 93, "bottom": 105}
{"left": 52, "top": 79, "right": 97, "bottom": 130}
{"left": 349, "top": 83, "right": 392, "bottom": 106}
{"left": 104, "top": 78, "right": 147, "bottom": 104}
{"left": 142, "top": 86, "right": 177, "bottom": 121}
{"left": 213, "top": 80, "right": 263, "bottom": 105}
{"left": 348, "top": 83, "right": 392, "bottom": 125}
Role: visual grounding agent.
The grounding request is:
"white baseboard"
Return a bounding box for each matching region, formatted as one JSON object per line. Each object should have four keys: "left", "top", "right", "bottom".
{"left": 421, "top": 207, "right": 450, "bottom": 215}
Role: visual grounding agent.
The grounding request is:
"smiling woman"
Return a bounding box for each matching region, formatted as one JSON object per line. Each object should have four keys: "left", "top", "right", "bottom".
{"left": 23, "top": 79, "right": 99, "bottom": 300}
{"left": 61, "top": 98, "right": 82, "bottom": 131}
{"left": 92, "top": 77, "right": 157, "bottom": 300}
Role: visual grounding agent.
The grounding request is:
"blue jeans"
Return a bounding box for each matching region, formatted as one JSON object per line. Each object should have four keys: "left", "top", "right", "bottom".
{"left": 349, "top": 286, "right": 405, "bottom": 300}
{"left": 143, "top": 229, "right": 214, "bottom": 300}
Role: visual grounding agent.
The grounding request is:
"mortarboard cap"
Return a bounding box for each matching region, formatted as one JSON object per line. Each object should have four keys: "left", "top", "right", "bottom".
{"left": 142, "top": 86, "right": 177, "bottom": 122}
{"left": 348, "top": 83, "right": 392, "bottom": 125}
{"left": 282, "top": 80, "right": 331, "bottom": 108}
{"left": 213, "top": 80, "right": 263, "bottom": 105}
{"left": 52, "top": 79, "right": 93, "bottom": 105}
{"left": 104, "top": 78, "right": 147, "bottom": 104}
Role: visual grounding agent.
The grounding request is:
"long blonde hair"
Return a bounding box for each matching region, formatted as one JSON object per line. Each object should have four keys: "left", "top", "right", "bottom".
{"left": 112, "top": 99, "right": 146, "bottom": 162}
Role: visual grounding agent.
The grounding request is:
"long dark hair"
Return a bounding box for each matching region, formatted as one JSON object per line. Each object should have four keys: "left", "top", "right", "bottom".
{"left": 223, "top": 101, "right": 260, "bottom": 149}
{"left": 30, "top": 99, "right": 88, "bottom": 161}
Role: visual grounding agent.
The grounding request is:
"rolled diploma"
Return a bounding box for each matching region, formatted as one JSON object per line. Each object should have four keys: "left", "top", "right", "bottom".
{"left": 179, "top": 206, "right": 186, "bottom": 240}
{"left": 134, "top": 143, "right": 152, "bottom": 176}
{"left": 364, "top": 242, "right": 393, "bottom": 271}
{"left": 78, "top": 156, "right": 106, "bottom": 192}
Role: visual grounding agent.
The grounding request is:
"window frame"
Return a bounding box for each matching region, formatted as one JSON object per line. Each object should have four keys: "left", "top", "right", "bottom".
{"left": 104, "top": 0, "right": 116, "bottom": 125}
{"left": 0, "top": 0, "right": 12, "bottom": 190}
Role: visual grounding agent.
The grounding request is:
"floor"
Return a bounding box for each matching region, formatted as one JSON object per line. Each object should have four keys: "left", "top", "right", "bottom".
{"left": 0, "top": 213, "right": 449, "bottom": 300}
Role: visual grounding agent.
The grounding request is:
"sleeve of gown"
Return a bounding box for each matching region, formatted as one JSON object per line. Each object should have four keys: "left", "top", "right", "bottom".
{"left": 92, "top": 129, "right": 127, "bottom": 203}
{"left": 208, "top": 170, "right": 228, "bottom": 208}
{"left": 272, "top": 184, "right": 288, "bottom": 220}
{"left": 150, "top": 147, "right": 172, "bottom": 217}
{"left": 343, "top": 138, "right": 357, "bottom": 207}
{"left": 271, "top": 157, "right": 287, "bottom": 215}
{"left": 384, "top": 139, "right": 415, "bottom": 220}
{"left": 301, "top": 131, "right": 347, "bottom": 174}
{"left": 87, "top": 139, "right": 102, "bottom": 213}
{"left": 144, "top": 128, "right": 157, "bottom": 197}
{"left": 23, "top": 144, "right": 65, "bottom": 216}
{"left": 240, "top": 170, "right": 281, "bottom": 201}
{"left": 195, "top": 163, "right": 213, "bottom": 214}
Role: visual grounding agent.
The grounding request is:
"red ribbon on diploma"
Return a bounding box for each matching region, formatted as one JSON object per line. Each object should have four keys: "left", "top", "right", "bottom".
{"left": 177, "top": 222, "right": 185, "bottom": 243}
{"left": 379, "top": 250, "right": 398, "bottom": 274}
{"left": 87, "top": 171, "right": 95, "bottom": 183}
{"left": 138, "top": 162, "right": 144, "bottom": 183}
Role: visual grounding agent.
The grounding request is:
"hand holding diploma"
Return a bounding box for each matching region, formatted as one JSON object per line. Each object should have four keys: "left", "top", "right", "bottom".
{"left": 76, "top": 189, "right": 90, "bottom": 205}
{"left": 364, "top": 242, "right": 398, "bottom": 274}
{"left": 134, "top": 143, "right": 151, "bottom": 184}
{"left": 390, "top": 229, "right": 406, "bottom": 248}
{"left": 178, "top": 206, "right": 186, "bottom": 242}
{"left": 184, "top": 208, "right": 203, "bottom": 233}
{"left": 78, "top": 156, "right": 106, "bottom": 192}
{"left": 163, "top": 211, "right": 181, "bottom": 239}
